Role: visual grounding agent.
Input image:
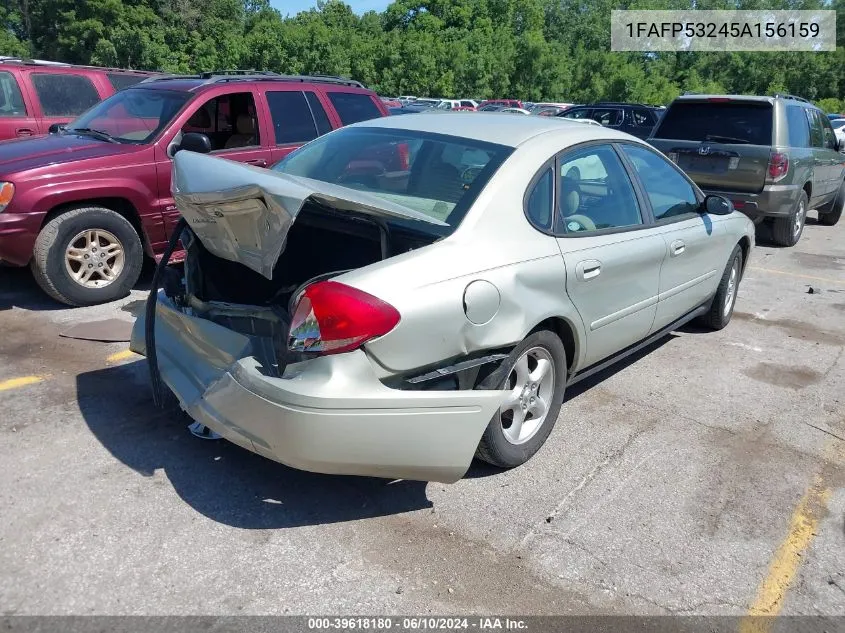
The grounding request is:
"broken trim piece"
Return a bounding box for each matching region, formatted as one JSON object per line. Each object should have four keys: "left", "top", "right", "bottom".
{"left": 406, "top": 353, "right": 509, "bottom": 384}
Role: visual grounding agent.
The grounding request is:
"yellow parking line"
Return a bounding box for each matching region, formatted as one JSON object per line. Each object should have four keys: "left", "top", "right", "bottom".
{"left": 106, "top": 349, "right": 138, "bottom": 364}
{"left": 749, "top": 266, "right": 845, "bottom": 285}
{"left": 0, "top": 375, "right": 45, "bottom": 392}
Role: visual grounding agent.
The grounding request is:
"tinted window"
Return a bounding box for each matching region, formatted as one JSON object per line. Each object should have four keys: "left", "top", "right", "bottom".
{"left": 526, "top": 168, "right": 553, "bottom": 230}
{"left": 306, "top": 92, "right": 332, "bottom": 135}
{"left": 591, "top": 108, "right": 623, "bottom": 126}
{"left": 32, "top": 73, "right": 100, "bottom": 116}
{"left": 818, "top": 112, "right": 837, "bottom": 150}
{"left": 806, "top": 108, "right": 824, "bottom": 148}
{"left": 631, "top": 108, "right": 654, "bottom": 126}
{"left": 786, "top": 105, "right": 810, "bottom": 147}
{"left": 273, "top": 127, "right": 512, "bottom": 235}
{"left": 558, "top": 145, "right": 642, "bottom": 233}
{"left": 622, "top": 145, "right": 699, "bottom": 220}
{"left": 327, "top": 92, "right": 382, "bottom": 125}
{"left": 266, "top": 90, "right": 317, "bottom": 145}
{"left": 563, "top": 108, "right": 592, "bottom": 120}
{"left": 107, "top": 73, "right": 146, "bottom": 91}
{"left": 0, "top": 71, "right": 27, "bottom": 116}
{"left": 654, "top": 101, "right": 773, "bottom": 145}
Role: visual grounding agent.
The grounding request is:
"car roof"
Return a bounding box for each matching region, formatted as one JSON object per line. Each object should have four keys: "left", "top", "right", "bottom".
{"left": 135, "top": 73, "right": 368, "bottom": 94}
{"left": 349, "top": 111, "right": 629, "bottom": 147}
{"left": 672, "top": 94, "right": 817, "bottom": 108}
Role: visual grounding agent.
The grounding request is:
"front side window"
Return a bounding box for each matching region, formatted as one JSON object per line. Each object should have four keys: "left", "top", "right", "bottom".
{"left": 327, "top": 91, "right": 382, "bottom": 125}
{"left": 180, "top": 91, "right": 260, "bottom": 151}
{"left": 525, "top": 167, "right": 553, "bottom": 230}
{"left": 557, "top": 145, "right": 642, "bottom": 234}
{"left": 65, "top": 88, "right": 190, "bottom": 143}
{"left": 622, "top": 144, "right": 699, "bottom": 220}
{"left": 266, "top": 90, "right": 318, "bottom": 145}
{"left": 818, "top": 112, "right": 837, "bottom": 150}
{"left": 32, "top": 73, "right": 100, "bottom": 116}
{"left": 806, "top": 108, "right": 824, "bottom": 148}
{"left": 0, "top": 71, "right": 27, "bottom": 117}
{"left": 273, "top": 127, "right": 512, "bottom": 235}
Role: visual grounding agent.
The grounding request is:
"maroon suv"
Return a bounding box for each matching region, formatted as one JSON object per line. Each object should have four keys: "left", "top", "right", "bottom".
{"left": 0, "top": 72, "right": 388, "bottom": 305}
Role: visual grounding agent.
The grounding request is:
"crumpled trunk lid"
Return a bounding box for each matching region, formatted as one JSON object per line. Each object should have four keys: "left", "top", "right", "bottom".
{"left": 172, "top": 150, "right": 445, "bottom": 279}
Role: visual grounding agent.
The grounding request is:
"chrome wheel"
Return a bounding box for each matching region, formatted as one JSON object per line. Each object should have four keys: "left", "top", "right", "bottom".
{"left": 499, "top": 346, "right": 555, "bottom": 445}
{"left": 793, "top": 200, "right": 806, "bottom": 238}
{"left": 723, "top": 257, "right": 739, "bottom": 318}
{"left": 64, "top": 229, "right": 125, "bottom": 288}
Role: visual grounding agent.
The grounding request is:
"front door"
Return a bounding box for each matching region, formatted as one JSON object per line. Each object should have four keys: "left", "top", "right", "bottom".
{"left": 155, "top": 89, "right": 274, "bottom": 238}
{"left": 555, "top": 143, "right": 663, "bottom": 367}
{"left": 619, "top": 143, "right": 728, "bottom": 330}
{"left": 818, "top": 112, "right": 844, "bottom": 198}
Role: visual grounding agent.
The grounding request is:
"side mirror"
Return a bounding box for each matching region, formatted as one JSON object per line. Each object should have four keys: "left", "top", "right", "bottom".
{"left": 177, "top": 132, "right": 212, "bottom": 154}
{"left": 48, "top": 123, "right": 67, "bottom": 134}
{"left": 704, "top": 194, "right": 733, "bottom": 216}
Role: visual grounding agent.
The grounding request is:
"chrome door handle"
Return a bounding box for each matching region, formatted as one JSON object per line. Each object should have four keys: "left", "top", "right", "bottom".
{"left": 576, "top": 259, "right": 602, "bottom": 281}
{"left": 670, "top": 240, "right": 686, "bottom": 257}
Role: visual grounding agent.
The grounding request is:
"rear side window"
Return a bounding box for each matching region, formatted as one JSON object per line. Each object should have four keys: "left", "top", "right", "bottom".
{"left": 107, "top": 73, "right": 146, "bottom": 91}
{"left": 525, "top": 167, "right": 554, "bottom": 230}
{"left": 306, "top": 92, "right": 332, "bottom": 135}
{"left": 31, "top": 73, "right": 100, "bottom": 116}
{"left": 654, "top": 101, "right": 773, "bottom": 145}
{"left": 0, "top": 71, "right": 27, "bottom": 116}
{"left": 563, "top": 108, "right": 592, "bottom": 120}
{"left": 591, "top": 108, "right": 623, "bottom": 126}
{"left": 631, "top": 108, "right": 654, "bottom": 126}
{"left": 266, "top": 90, "right": 318, "bottom": 145}
{"left": 785, "top": 105, "right": 810, "bottom": 147}
{"left": 327, "top": 92, "right": 382, "bottom": 125}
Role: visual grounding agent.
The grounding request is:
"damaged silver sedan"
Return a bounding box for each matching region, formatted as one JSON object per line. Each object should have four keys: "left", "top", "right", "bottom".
{"left": 131, "top": 112, "right": 755, "bottom": 483}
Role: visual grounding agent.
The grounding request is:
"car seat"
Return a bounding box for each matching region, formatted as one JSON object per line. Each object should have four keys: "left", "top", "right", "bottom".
{"left": 225, "top": 114, "right": 256, "bottom": 149}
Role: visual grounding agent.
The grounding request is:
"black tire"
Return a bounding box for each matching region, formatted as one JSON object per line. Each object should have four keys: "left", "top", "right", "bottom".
{"left": 698, "top": 244, "right": 743, "bottom": 331}
{"left": 475, "top": 330, "right": 567, "bottom": 468}
{"left": 30, "top": 206, "right": 144, "bottom": 306}
{"left": 771, "top": 191, "right": 807, "bottom": 247}
{"left": 819, "top": 181, "right": 843, "bottom": 226}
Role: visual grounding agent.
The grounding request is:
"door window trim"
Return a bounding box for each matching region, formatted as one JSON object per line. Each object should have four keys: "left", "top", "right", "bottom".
{"left": 614, "top": 141, "right": 705, "bottom": 227}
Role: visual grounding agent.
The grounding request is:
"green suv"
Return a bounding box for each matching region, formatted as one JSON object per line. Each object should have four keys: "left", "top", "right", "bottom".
{"left": 649, "top": 94, "right": 843, "bottom": 246}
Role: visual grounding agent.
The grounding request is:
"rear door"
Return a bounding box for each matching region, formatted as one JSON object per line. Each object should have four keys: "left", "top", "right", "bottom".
{"left": 650, "top": 99, "right": 773, "bottom": 194}
{"left": 0, "top": 69, "right": 38, "bottom": 139}
{"left": 265, "top": 88, "right": 333, "bottom": 164}
{"left": 26, "top": 72, "right": 105, "bottom": 133}
{"left": 555, "top": 143, "right": 664, "bottom": 367}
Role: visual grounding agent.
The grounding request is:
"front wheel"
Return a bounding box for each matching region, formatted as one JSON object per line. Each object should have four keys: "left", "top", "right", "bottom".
{"left": 31, "top": 206, "right": 144, "bottom": 306}
{"left": 819, "top": 181, "right": 843, "bottom": 226}
{"left": 475, "top": 330, "right": 567, "bottom": 468}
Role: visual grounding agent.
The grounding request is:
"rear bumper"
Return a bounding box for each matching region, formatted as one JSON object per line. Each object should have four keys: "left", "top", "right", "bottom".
{"left": 0, "top": 211, "right": 40, "bottom": 266}
{"left": 703, "top": 184, "right": 801, "bottom": 219}
{"left": 130, "top": 294, "right": 505, "bottom": 483}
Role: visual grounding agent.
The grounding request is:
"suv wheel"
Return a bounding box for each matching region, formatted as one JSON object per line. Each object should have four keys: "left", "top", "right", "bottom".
{"left": 475, "top": 330, "right": 567, "bottom": 469}
{"left": 819, "top": 181, "right": 844, "bottom": 226}
{"left": 771, "top": 191, "right": 807, "bottom": 247}
{"left": 31, "top": 206, "right": 144, "bottom": 306}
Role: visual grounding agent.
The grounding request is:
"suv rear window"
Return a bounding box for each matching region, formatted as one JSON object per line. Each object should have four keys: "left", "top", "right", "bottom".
{"left": 31, "top": 73, "right": 100, "bottom": 117}
{"left": 326, "top": 92, "right": 382, "bottom": 125}
{"left": 107, "top": 73, "right": 147, "bottom": 92}
{"left": 654, "top": 101, "right": 773, "bottom": 145}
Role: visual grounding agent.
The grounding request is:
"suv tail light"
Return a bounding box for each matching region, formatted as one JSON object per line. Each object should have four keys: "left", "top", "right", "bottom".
{"left": 288, "top": 281, "right": 400, "bottom": 355}
{"left": 767, "top": 151, "right": 789, "bottom": 182}
{"left": 397, "top": 142, "right": 410, "bottom": 170}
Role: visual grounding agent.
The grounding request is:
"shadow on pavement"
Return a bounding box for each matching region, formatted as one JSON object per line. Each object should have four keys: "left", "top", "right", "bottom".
{"left": 76, "top": 360, "right": 432, "bottom": 529}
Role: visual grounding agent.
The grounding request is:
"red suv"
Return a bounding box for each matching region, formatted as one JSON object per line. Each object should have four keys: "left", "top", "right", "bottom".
{"left": 0, "top": 71, "right": 388, "bottom": 305}
{"left": 0, "top": 58, "right": 155, "bottom": 140}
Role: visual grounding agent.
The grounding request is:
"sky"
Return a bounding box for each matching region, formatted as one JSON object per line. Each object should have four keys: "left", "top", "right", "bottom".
{"left": 271, "top": 0, "right": 391, "bottom": 16}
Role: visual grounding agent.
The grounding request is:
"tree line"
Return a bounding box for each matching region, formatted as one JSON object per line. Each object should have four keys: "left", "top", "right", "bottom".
{"left": 3, "top": 0, "right": 845, "bottom": 111}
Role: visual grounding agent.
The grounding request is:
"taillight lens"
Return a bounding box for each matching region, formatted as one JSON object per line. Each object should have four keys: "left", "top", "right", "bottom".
{"left": 397, "top": 142, "right": 410, "bottom": 170}
{"left": 288, "top": 281, "right": 400, "bottom": 355}
{"left": 0, "top": 182, "right": 15, "bottom": 212}
{"left": 767, "top": 151, "right": 789, "bottom": 182}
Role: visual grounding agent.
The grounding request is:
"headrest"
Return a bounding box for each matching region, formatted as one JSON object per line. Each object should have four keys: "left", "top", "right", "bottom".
{"left": 236, "top": 114, "right": 254, "bottom": 135}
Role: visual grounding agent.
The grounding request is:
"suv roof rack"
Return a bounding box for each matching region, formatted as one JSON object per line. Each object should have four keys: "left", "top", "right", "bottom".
{"left": 773, "top": 93, "right": 810, "bottom": 103}
{"left": 140, "top": 71, "right": 364, "bottom": 88}
{"left": 0, "top": 57, "right": 156, "bottom": 74}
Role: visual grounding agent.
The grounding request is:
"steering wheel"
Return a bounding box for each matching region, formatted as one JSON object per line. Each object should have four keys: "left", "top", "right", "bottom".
{"left": 561, "top": 214, "right": 596, "bottom": 232}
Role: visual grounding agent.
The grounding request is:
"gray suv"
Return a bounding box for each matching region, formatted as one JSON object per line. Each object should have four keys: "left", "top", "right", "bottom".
{"left": 649, "top": 94, "right": 844, "bottom": 246}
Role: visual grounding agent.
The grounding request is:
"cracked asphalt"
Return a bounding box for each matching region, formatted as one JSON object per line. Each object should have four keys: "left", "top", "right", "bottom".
{"left": 1, "top": 214, "right": 844, "bottom": 617}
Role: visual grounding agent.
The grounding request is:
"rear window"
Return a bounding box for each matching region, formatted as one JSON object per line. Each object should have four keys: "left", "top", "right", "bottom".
{"left": 327, "top": 92, "right": 382, "bottom": 125}
{"left": 107, "top": 73, "right": 147, "bottom": 92}
{"left": 654, "top": 101, "right": 773, "bottom": 145}
{"left": 0, "top": 71, "right": 27, "bottom": 116}
{"left": 31, "top": 73, "right": 100, "bottom": 117}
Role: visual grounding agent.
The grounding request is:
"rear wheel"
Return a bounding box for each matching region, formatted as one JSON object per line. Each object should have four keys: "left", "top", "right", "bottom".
{"left": 771, "top": 191, "right": 807, "bottom": 247}
{"left": 475, "top": 330, "right": 567, "bottom": 468}
{"left": 698, "top": 244, "right": 743, "bottom": 331}
{"left": 31, "top": 206, "right": 144, "bottom": 306}
{"left": 819, "top": 181, "right": 843, "bottom": 226}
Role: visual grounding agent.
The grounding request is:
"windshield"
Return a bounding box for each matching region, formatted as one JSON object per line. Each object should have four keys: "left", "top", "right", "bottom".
{"left": 654, "top": 101, "right": 773, "bottom": 145}
{"left": 65, "top": 88, "right": 191, "bottom": 144}
{"left": 272, "top": 127, "right": 513, "bottom": 235}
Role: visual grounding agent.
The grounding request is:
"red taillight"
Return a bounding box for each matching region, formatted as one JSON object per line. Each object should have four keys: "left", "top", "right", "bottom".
{"left": 397, "top": 142, "right": 410, "bottom": 170}
{"left": 732, "top": 200, "right": 746, "bottom": 209}
{"left": 288, "top": 281, "right": 400, "bottom": 355}
{"left": 767, "top": 151, "right": 789, "bottom": 182}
